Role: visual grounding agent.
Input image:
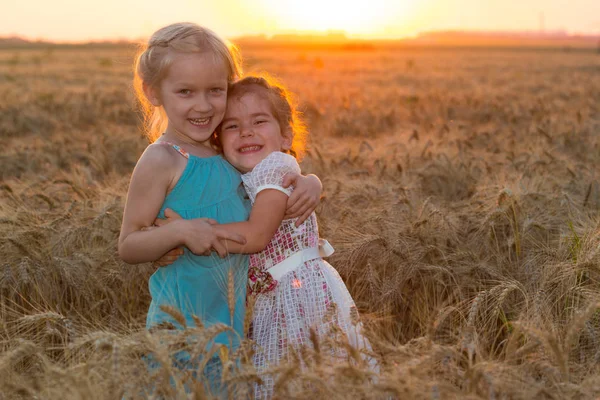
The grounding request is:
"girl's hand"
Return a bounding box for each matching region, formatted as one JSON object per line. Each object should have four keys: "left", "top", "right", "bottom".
{"left": 282, "top": 173, "right": 322, "bottom": 227}
{"left": 154, "top": 247, "right": 185, "bottom": 267}
{"left": 156, "top": 208, "right": 246, "bottom": 257}
{"left": 153, "top": 207, "right": 187, "bottom": 226}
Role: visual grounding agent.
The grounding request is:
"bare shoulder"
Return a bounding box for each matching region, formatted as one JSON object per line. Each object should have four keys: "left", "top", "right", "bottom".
{"left": 130, "top": 143, "right": 186, "bottom": 188}
{"left": 142, "top": 142, "right": 182, "bottom": 163}
{"left": 136, "top": 143, "right": 184, "bottom": 170}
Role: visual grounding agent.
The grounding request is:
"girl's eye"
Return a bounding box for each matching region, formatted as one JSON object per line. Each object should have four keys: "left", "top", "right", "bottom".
{"left": 178, "top": 89, "right": 191, "bottom": 95}
{"left": 224, "top": 124, "right": 238, "bottom": 130}
{"left": 211, "top": 87, "right": 225, "bottom": 94}
{"left": 254, "top": 120, "right": 266, "bottom": 125}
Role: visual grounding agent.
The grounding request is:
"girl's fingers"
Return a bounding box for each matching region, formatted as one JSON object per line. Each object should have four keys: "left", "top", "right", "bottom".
{"left": 156, "top": 215, "right": 217, "bottom": 227}
{"left": 153, "top": 247, "right": 184, "bottom": 267}
{"left": 153, "top": 217, "right": 168, "bottom": 227}
{"left": 154, "top": 257, "right": 174, "bottom": 267}
{"left": 281, "top": 172, "right": 299, "bottom": 188}
{"left": 289, "top": 195, "right": 318, "bottom": 225}
{"left": 295, "top": 207, "right": 313, "bottom": 227}
{"left": 289, "top": 193, "right": 316, "bottom": 218}
{"left": 307, "top": 196, "right": 319, "bottom": 213}
{"left": 164, "top": 208, "right": 184, "bottom": 220}
{"left": 285, "top": 192, "right": 304, "bottom": 215}
{"left": 212, "top": 240, "right": 228, "bottom": 258}
{"left": 166, "top": 247, "right": 184, "bottom": 256}
{"left": 284, "top": 205, "right": 302, "bottom": 219}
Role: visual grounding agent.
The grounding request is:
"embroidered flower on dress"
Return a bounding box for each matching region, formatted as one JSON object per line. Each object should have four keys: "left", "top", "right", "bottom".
{"left": 248, "top": 264, "right": 277, "bottom": 295}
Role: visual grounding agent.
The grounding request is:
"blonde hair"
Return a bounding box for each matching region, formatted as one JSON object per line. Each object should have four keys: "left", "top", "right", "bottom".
{"left": 133, "top": 22, "right": 243, "bottom": 142}
{"left": 217, "top": 75, "right": 308, "bottom": 159}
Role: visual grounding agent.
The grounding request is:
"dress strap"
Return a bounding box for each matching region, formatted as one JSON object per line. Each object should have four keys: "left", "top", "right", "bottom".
{"left": 157, "top": 141, "right": 189, "bottom": 159}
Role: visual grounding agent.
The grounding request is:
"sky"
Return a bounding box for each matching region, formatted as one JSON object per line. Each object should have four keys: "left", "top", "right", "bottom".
{"left": 2, "top": 0, "right": 599, "bottom": 42}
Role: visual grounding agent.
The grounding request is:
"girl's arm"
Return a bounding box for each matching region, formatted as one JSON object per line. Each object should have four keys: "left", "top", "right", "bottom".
{"left": 150, "top": 160, "right": 321, "bottom": 262}
{"left": 215, "top": 188, "right": 288, "bottom": 254}
{"left": 152, "top": 172, "right": 322, "bottom": 260}
{"left": 118, "top": 146, "right": 245, "bottom": 264}
{"left": 118, "top": 145, "right": 187, "bottom": 264}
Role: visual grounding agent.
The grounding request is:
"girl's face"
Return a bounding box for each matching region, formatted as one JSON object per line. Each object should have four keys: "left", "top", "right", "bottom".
{"left": 147, "top": 52, "right": 228, "bottom": 147}
{"left": 219, "top": 91, "right": 292, "bottom": 173}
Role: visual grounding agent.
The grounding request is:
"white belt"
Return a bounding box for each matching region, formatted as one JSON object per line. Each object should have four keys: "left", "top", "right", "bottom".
{"left": 267, "top": 239, "right": 334, "bottom": 281}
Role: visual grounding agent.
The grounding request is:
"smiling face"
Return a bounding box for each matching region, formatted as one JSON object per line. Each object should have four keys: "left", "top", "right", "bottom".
{"left": 219, "top": 90, "right": 292, "bottom": 173}
{"left": 147, "top": 51, "right": 228, "bottom": 148}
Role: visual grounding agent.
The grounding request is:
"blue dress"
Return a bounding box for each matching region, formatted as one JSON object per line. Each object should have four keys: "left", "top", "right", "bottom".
{"left": 146, "top": 145, "right": 250, "bottom": 352}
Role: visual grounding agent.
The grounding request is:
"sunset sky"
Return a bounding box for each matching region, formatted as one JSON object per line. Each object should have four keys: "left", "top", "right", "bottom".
{"left": 3, "top": 0, "right": 599, "bottom": 42}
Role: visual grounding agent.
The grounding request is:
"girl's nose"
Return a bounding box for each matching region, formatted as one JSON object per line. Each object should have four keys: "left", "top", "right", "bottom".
{"left": 240, "top": 126, "right": 254, "bottom": 137}
{"left": 194, "top": 94, "right": 212, "bottom": 113}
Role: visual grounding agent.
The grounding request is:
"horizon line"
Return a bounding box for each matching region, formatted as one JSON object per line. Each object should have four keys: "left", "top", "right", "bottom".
{"left": 1, "top": 28, "right": 599, "bottom": 45}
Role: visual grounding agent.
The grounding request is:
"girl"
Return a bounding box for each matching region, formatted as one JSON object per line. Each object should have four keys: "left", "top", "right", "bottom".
{"left": 218, "top": 76, "right": 374, "bottom": 398}
{"left": 158, "top": 76, "right": 374, "bottom": 398}
{"left": 118, "top": 22, "right": 322, "bottom": 390}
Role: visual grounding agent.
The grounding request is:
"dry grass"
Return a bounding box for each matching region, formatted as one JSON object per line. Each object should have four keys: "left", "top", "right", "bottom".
{"left": 1, "top": 43, "right": 600, "bottom": 399}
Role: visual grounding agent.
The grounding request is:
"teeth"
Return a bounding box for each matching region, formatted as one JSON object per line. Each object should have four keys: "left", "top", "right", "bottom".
{"left": 189, "top": 117, "right": 210, "bottom": 126}
{"left": 239, "top": 145, "right": 261, "bottom": 153}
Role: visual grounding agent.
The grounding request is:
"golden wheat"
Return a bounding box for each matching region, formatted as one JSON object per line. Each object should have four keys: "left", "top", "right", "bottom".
{"left": 1, "top": 43, "right": 599, "bottom": 399}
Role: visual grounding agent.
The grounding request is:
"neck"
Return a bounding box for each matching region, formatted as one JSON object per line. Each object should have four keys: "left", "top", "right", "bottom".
{"left": 162, "top": 129, "right": 219, "bottom": 157}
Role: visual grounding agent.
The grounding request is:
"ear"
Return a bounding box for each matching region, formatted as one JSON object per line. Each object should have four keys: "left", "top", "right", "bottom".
{"left": 281, "top": 129, "right": 293, "bottom": 151}
{"left": 143, "top": 82, "right": 161, "bottom": 106}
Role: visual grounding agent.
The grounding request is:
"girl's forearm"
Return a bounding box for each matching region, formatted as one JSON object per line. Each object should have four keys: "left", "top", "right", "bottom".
{"left": 218, "top": 221, "right": 273, "bottom": 254}
{"left": 218, "top": 189, "right": 287, "bottom": 254}
{"left": 118, "top": 221, "right": 185, "bottom": 264}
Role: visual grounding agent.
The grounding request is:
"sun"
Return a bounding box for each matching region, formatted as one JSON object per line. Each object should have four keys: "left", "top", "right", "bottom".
{"left": 257, "top": 0, "right": 410, "bottom": 35}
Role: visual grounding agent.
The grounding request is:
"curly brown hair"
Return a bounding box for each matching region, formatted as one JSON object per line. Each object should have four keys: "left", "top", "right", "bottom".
{"left": 215, "top": 75, "right": 308, "bottom": 159}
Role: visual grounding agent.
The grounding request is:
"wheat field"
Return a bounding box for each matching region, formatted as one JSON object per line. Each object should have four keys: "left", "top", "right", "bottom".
{"left": 1, "top": 43, "right": 600, "bottom": 399}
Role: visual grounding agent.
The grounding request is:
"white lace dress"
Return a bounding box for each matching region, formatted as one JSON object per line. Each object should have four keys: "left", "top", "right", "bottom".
{"left": 241, "top": 151, "right": 374, "bottom": 399}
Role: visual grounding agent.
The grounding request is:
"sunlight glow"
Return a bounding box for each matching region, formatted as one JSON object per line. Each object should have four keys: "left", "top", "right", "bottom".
{"left": 2, "top": 0, "right": 598, "bottom": 42}
{"left": 257, "top": 0, "right": 414, "bottom": 35}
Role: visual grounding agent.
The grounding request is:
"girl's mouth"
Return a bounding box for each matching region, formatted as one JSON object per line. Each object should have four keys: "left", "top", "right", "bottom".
{"left": 188, "top": 117, "right": 211, "bottom": 126}
{"left": 239, "top": 145, "right": 262, "bottom": 153}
